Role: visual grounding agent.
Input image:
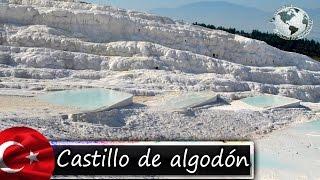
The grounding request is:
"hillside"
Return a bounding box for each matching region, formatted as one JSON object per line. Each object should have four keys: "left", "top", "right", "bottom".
{"left": 194, "top": 23, "right": 320, "bottom": 61}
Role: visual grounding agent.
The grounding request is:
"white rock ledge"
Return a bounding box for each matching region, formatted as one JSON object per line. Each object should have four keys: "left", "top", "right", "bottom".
{"left": 0, "top": 0, "right": 319, "bottom": 102}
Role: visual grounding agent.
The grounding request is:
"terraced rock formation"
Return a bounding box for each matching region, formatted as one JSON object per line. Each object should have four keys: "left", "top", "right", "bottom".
{"left": 0, "top": 0, "right": 320, "bottom": 102}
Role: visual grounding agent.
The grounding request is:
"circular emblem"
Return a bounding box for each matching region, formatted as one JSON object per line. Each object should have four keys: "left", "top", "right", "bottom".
{"left": 0, "top": 127, "right": 55, "bottom": 180}
{"left": 270, "top": 5, "right": 313, "bottom": 40}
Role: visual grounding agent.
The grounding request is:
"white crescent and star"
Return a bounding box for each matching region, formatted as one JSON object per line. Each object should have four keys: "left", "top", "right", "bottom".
{"left": 0, "top": 141, "right": 39, "bottom": 174}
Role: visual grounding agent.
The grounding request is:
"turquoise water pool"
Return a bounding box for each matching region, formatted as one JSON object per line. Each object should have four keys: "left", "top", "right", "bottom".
{"left": 257, "top": 119, "right": 320, "bottom": 170}
{"left": 159, "top": 92, "right": 217, "bottom": 111}
{"left": 38, "top": 88, "right": 133, "bottom": 111}
{"left": 295, "top": 120, "right": 320, "bottom": 133}
{"left": 240, "top": 95, "right": 300, "bottom": 108}
{"left": 256, "top": 152, "right": 294, "bottom": 170}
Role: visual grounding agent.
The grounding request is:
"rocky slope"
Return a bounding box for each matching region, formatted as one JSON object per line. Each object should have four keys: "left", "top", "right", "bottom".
{"left": 0, "top": 0, "right": 320, "bottom": 102}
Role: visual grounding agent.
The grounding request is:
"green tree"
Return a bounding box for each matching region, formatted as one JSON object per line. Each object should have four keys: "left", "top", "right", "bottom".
{"left": 193, "top": 23, "right": 320, "bottom": 61}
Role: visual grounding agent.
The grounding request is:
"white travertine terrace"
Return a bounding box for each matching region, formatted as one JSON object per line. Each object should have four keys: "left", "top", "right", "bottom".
{"left": 0, "top": 0, "right": 320, "bottom": 102}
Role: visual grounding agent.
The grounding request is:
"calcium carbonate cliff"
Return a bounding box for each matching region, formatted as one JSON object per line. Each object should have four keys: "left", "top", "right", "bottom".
{"left": 0, "top": 0, "right": 320, "bottom": 102}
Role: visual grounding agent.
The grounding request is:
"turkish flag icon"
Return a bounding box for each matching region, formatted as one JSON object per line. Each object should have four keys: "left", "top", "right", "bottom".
{"left": 0, "top": 127, "right": 55, "bottom": 180}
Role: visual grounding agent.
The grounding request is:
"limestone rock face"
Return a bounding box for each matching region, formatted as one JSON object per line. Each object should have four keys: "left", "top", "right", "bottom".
{"left": 0, "top": 0, "right": 320, "bottom": 102}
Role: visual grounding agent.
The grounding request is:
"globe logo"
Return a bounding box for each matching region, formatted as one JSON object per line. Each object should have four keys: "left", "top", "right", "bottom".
{"left": 270, "top": 5, "right": 313, "bottom": 40}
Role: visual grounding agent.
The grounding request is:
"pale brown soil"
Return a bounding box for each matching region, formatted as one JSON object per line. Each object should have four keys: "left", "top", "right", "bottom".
{"left": 0, "top": 95, "right": 79, "bottom": 118}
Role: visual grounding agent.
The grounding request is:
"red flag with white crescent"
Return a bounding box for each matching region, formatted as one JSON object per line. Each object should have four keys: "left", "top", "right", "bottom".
{"left": 0, "top": 127, "right": 55, "bottom": 180}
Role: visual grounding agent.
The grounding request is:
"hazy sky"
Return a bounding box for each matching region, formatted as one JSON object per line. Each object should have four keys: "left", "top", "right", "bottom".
{"left": 88, "top": 0, "right": 320, "bottom": 12}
